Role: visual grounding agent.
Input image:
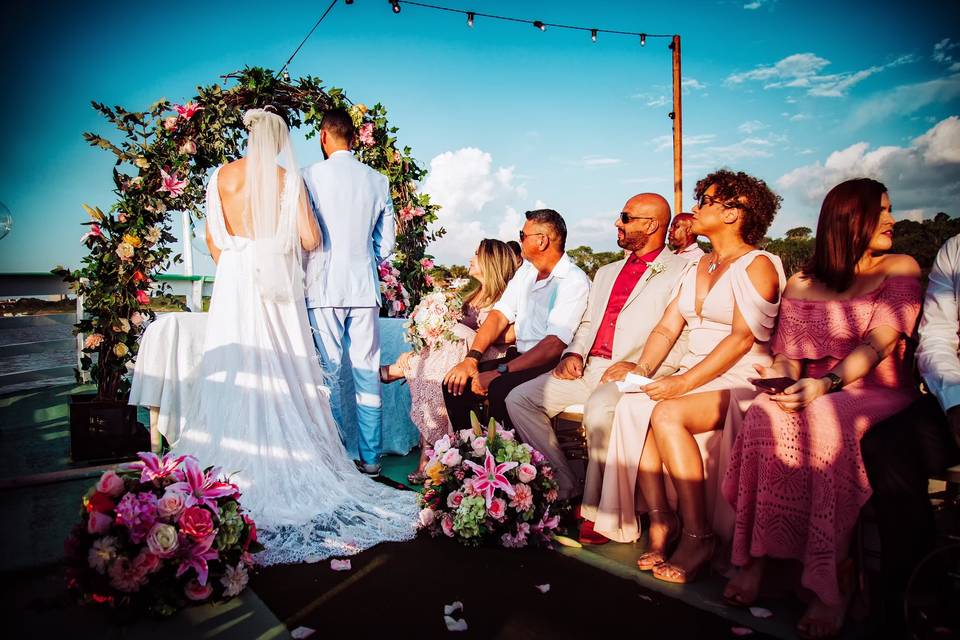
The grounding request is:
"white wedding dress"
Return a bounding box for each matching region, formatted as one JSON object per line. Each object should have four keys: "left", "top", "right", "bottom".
{"left": 172, "top": 165, "right": 418, "bottom": 565}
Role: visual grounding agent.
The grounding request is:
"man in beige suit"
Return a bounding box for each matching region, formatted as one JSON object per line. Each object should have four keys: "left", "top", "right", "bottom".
{"left": 506, "top": 193, "right": 690, "bottom": 511}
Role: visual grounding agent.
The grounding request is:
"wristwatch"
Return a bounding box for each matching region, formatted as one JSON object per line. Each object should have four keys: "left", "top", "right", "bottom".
{"left": 466, "top": 349, "right": 483, "bottom": 362}
{"left": 823, "top": 372, "right": 843, "bottom": 393}
{"left": 496, "top": 363, "right": 510, "bottom": 375}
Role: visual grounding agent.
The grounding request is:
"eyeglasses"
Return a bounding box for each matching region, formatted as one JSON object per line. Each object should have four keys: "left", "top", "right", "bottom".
{"left": 619, "top": 212, "right": 655, "bottom": 224}
{"left": 697, "top": 193, "right": 742, "bottom": 210}
{"left": 519, "top": 230, "right": 545, "bottom": 242}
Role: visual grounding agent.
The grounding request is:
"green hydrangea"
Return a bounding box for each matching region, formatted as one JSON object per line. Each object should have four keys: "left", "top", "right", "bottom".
{"left": 215, "top": 500, "right": 244, "bottom": 550}
{"left": 453, "top": 495, "right": 486, "bottom": 539}
{"left": 494, "top": 440, "right": 531, "bottom": 465}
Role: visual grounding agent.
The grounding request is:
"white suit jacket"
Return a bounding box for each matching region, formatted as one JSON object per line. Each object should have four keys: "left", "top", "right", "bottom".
{"left": 302, "top": 151, "right": 395, "bottom": 308}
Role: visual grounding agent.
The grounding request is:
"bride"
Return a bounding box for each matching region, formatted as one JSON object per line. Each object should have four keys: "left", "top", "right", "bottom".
{"left": 172, "top": 106, "right": 418, "bottom": 565}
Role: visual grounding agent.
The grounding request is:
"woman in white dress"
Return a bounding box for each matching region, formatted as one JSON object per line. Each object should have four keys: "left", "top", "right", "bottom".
{"left": 172, "top": 107, "right": 418, "bottom": 565}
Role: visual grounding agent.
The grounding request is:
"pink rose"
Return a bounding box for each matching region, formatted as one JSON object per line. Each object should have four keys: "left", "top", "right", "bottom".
{"left": 531, "top": 449, "right": 546, "bottom": 465}
{"left": 441, "top": 514, "right": 455, "bottom": 537}
{"left": 424, "top": 274, "right": 434, "bottom": 288}
{"left": 96, "top": 470, "right": 125, "bottom": 497}
{"left": 392, "top": 300, "right": 404, "bottom": 312}
{"left": 162, "top": 116, "right": 178, "bottom": 132}
{"left": 358, "top": 122, "right": 375, "bottom": 147}
{"left": 446, "top": 491, "right": 464, "bottom": 509}
{"left": 157, "top": 489, "right": 187, "bottom": 519}
{"left": 488, "top": 497, "right": 507, "bottom": 521}
{"left": 458, "top": 429, "right": 474, "bottom": 443}
{"left": 178, "top": 506, "right": 214, "bottom": 539}
{"left": 471, "top": 438, "right": 487, "bottom": 455}
{"left": 500, "top": 429, "right": 516, "bottom": 442}
{"left": 184, "top": 579, "right": 213, "bottom": 601}
{"left": 87, "top": 511, "right": 113, "bottom": 535}
{"left": 136, "top": 290, "right": 150, "bottom": 305}
{"left": 517, "top": 463, "right": 537, "bottom": 484}
{"left": 130, "top": 312, "right": 146, "bottom": 327}
{"left": 179, "top": 139, "right": 197, "bottom": 155}
{"left": 418, "top": 507, "right": 436, "bottom": 527}
{"left": 84, "top": 333, "right": 104, "bottom": 350}
{"left": 133, "top": 549, "right": 161, "bottom": 576}
{"left": 440, "top": 448, "right": 462, "bottom": 467}
{"left": 420, "top": 258, "right": 434, "bottom": 270}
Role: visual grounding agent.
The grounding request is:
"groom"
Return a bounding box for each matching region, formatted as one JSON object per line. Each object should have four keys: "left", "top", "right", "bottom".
{"left": 302, "top": 108, "right": 396, "bottom": 476}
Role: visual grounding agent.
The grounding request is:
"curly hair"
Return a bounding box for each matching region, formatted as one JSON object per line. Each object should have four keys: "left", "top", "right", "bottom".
{"left": 694, "top": 169, "right": 782, "bottom": 245}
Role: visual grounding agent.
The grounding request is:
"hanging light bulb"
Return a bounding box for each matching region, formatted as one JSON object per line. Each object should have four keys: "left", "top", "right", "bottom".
{"left": 640, "top": 33, "right": 647, "bottom": 47}
{"left": 391, "top": 0, "right": 401, "bottom": 14}
{"left": 591, "top": 29, "right": 597, "bottom": 42}
{"left": 282, "top": 70, "right": 290, "bottom": 82}
{"left": 344, "top": 0, "right": 354, "bottom": 4}
{"left": 467, "top": 12, "right": 474, "bottom": 27}
{"left": 533, "top": 20, "right": 545, "bottom": 32}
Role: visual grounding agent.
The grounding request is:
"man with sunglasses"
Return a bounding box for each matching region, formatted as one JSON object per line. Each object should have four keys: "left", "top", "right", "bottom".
{"left": 505, "top": 194, "right": 692, "bottom": 540}
{"left": 443, "top": 209, "right": 590, "bottom": 433}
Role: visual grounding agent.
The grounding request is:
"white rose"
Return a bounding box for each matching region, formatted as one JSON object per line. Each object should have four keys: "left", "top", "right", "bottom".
{"left": 471, "top": 438, "right": 487, "bottom": 455}
{"left": 418, "top": 508, "right": 436, "bottom": 527}
{"left": 433, "top": 435, "right": 451, "bottom": 455}
{"left": 440, "top": 449, "right": 462, "bottom": 467}
{"left": 146, "top": 523, "right": 179, "bottom": 558}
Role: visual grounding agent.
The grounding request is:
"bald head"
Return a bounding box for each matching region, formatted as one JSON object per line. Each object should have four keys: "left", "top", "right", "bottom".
{"left": 669, "top": 212, "right": 698, "bottom": 250}
{"left": 616, "top": 193, "right": 672, "bottom": 255}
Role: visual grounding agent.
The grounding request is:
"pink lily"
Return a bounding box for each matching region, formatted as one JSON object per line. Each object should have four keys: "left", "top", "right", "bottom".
{"left": 158, "top": 169, "right": 187, "bottom": 198}
{"left": 531, "top": 507, "right": 561, "bottom": 537}
{"left": 80, "top": 224, "right": 103, "bottom": 243}
{"left": 167, "top": 456, "right": 235, "bottom": 510}
{"left": 463, "top": 448, "right": 518, "bottom": 508}
{"left": 132, "top": 451, "right": 186, "bottom": 484}
{"left": 174, "top": 102, "right": 202, "bottom": 119}
{"left": 176, "top": 533, "right": 219, "bottom": 585}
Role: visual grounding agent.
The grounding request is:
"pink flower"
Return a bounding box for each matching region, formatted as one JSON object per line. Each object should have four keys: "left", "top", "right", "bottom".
{"left": 446, "top": 491, "right": 464, "bottom": 509}
{"left": 392, "top": 300, "right": 404, "bottom": 313}
{"left": 114, "top": 491, "right": 159, "bottom": 544}
{"left": 168, "top": 457, "right": 237, "bottom": 510}
{"left": 500, "top": 522, "right": 530, "bottom": 549}
{"left": 132, "top": 451, "right": 185, "bottom": 484}
{"left": 174, "top": 102, "right": 202, "bottom": 120}
{"left": 463, "top": 449, "right": 518, "bottom": 508}
{"left": 157, "top": 489, "right": 187, "bottom": 519}
{"left": 176, "top": 533, "right": 219, "bottom": 585}
{"left": 130, "top": 312, "right": 146, "bottom": 327}
{"left": 398, "top": 206, "right": 415, "bottom": 222}
{"left": 441, "top": 514, "right": 455, "bottom": 537}
{"left": 162, "top": 116, "right": 178, "bottom": 132}
{"left": 118, "top": 212, "right": 128, "bottom": 223}
{"left": 179, "top": 139, "right": 197, "bottom": 155}
{"left": 87, "top": 511, "right": 113, "bottom": 535}
{"left": 178, "top": 506, "right": 215, "bottom": 539}
{"left": 109, "top": 555, "right": 146, "bottom": 593}
{"left": 424, "top": 274, "right": 434, "bottom": 288}
{"left": 530, "top": 449, "right": 546, "bottom": 464}
{"left": 136, "top": 290, "right": 150, "bottom": 305}
{"left": 488, "top": 497, "right": 507, "bottom": 521}
{"left": 96, "top": 470, "right": 125, "bottom": 497}
{"left": 133, "top": 549, "right": 161, "bottom": 576}
{"left": 433, "top": 435, "right": 452, "bottom": 454}
{"left": 545, "top": 488, "right": 559, "bottom": 503}
{"left": 158, "top": 169, "right": 187, "bottom": 198}
{"left": 440, "top": 448, "right": 462, "bottom": 467}
{"left": 517, "top": 463, "right": 537, "bottom": 484}
{"left": 80, "top": 224, "right": 103, "bottom": 244}
{"left": 84, "top": 334, "right": 104, "bottom": 350}
{"left": 420, "top": 257, "right": 434, "bottom": 270}
{"left": 358, "top": 122, "right": 375, "bottom": 147}
{"left": 418, "top": 507, "right": 436, "bottom": 527}
{"left": 471, "top": 437, "right": 487, "bottom": 455}
{"left": 509, "top": 483, "right": 534, "bottom": 511}
{"left": 184, "top": 579, "right": 213, "bottom": 601}
{"left": 500, "top": 429, "right": 516, "bottom": 442}
{"left": 414, "top": 207, "right": 426, "bottom": 217}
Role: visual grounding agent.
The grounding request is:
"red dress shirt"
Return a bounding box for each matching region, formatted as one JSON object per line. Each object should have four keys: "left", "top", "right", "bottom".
{"left": 588, "top": 247, "right": 665, "bottom": 360}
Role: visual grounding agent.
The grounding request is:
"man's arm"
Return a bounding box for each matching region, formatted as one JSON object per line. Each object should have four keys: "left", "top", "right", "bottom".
{"left": 918, "top": 238, "right": 960, "bottom": 421}
{"left": 372, "top": 181, "right": 396, "bottom": 262}
{"left": 443, "top": 310, "right": 510, "bottom": 395}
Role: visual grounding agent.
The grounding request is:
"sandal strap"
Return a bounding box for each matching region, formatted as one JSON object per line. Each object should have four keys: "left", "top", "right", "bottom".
{"left": 682, "top": 529, "right": 715, "bottom": 540}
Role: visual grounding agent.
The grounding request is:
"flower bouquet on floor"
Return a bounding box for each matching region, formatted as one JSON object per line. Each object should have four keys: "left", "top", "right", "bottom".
{"left": 403, "top": 289, "right": 464, "bottom": 353}
{"left": 64, "top": 452, "right": 262, "bottom": 617}
{"left": 416, "top": 413, "right": 561, "bottom": 548}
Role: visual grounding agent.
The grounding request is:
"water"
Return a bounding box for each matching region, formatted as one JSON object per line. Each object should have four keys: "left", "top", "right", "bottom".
{"left": 0, "top": 315, "right": 77, "bottom": 394}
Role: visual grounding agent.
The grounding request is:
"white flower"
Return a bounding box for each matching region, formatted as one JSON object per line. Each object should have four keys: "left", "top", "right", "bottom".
{"left": 433, "top": 435, "right": 452, "bottom": 455}
{"left": 145, "top": 226, "right": 162, "bottom": 244}
{"left": 645, "top": 261, "right": 666, "bottom": 281}
{"left": 220, "top": 563, "right": 249, "bottom": 597}
{"left": 145, "top": 523, "right": 179, "bottom": 558}
{"left": 440, "top": 448, "right": 462, "bottom": 467}
{"left": 419, "top": 507, "right": 436, "bottom": 527}
{"left": 471, "top": 437, "right": 487, "bottom": 455}
{"left": 458, "top": 429, "right": 474, "bottom": 443}
{"left": 88, "top": 536, "right": 118, "bottom": 574}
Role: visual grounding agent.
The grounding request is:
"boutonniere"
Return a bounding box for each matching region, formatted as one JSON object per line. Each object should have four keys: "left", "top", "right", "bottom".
{"left": 645, "top": 261, "right": 666, "bottom": 282}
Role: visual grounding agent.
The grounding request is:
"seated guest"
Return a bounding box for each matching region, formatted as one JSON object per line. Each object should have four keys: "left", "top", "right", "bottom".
{"left": 380, "top": 239, "right": 519, "bottom": 484}
{"left": 586, "top": 170, "right": 785, "bottom": 583}
{"left": 858, "top": 233, "right": 960, "bottom": 635}
{"left": 443, "top": 209, "right": 591, "bottom": 431}
{"left": 506, "top": 240, "right": 524, "bottom": 268}
{"left": 669, "top": 212, "right": 705, "bottom": 262}
{"left": 722, "top": 178, "right": 922, "bottom": 640}
{"left": 505, "top": 193, "right": 691, "bottom": 508}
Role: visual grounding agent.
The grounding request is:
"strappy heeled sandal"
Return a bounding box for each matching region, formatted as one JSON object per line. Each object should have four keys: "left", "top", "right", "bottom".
{"left": 637, "top": 508, "right": 681, "bottom": 571}
{"left": 652, "top": 530, "right": 716, "bottom": 584}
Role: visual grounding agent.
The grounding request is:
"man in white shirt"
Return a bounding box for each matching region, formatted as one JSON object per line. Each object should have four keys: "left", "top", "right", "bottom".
{"left": 443, "top": 209, "right": 591, "bottom": 430}
{"left": 302, "top": 108, "right": 396, "bottom": 476}
{"left": 669, "top": 212, "right": 705, "bottom": 262}
{"left": 860, "top": 234, "right": 960, "bottom": 635}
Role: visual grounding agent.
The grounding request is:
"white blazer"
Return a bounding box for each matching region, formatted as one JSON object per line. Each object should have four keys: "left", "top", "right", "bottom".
{"left": 301, "top": 150, "right": 396, "bottom": 308}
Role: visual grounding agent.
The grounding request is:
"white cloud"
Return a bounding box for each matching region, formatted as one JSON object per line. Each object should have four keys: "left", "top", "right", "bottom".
{"left": 933, "top": 38, "right": 959, "bottom": 65}
{"left": 421, "top": 148, "right": 531, "bottom": 265}
{"left": 651, "top": 133, "right": 716, "bottom": 152}
{"left": 743, "top": 1, "right": 763, "bottom": 9}
{"left": 776, "top": 116, "right": 960, "bottom": 230}
{"left": 567, "top": 211, "right": 621, "bottom": 252}
{"left": 738, "top": 120, "right": 767, "bottom": 134}
{"left": 682, "top": 77, "right": 707, "bottom": 93}
{"left": 579, "top": 155, "right": 622, "bottom": 168}
{"left": 847, "top": 73, "right": 960, "bottom": 129}
{"left": 726, "top": 52, "right": 917, "bottom": 97}
{"left": 788, "top": 113, "right": 811, "bottom": 121}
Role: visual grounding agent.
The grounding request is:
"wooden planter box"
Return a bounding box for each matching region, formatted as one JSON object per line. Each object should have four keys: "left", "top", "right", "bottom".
{"left": 68, "top": 393, "right": 149, "bottom": 463}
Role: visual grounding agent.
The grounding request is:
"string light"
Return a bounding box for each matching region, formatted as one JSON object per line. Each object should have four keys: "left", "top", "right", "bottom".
{"left": 467, "top": 11, "right": 474, "bottom": 27}
{"left": 533, "top": 20, "right": 545, "bottom": 32}
{"left": 591, "top": 29, "right": 597, "bottom": 43}
{"left": 282, "top": 70, "right": 290, "bottom": 82}
{"left": 640, "top": 33, "right": 647, "bottom": 46}
{"left": 391, "top": 0, "right": 401, "bottom": 14}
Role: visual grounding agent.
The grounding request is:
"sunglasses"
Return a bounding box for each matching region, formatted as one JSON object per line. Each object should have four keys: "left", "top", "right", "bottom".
{"left": 519, "top": 230, "right": 546, "bottom": 242}
{"left": 619, "top": 212, "right": 655, "bottom": 224}
{"left": 697, "top": 193, "right": 743, "bottom": 210}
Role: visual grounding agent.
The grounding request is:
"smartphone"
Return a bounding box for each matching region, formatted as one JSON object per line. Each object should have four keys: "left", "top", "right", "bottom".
{"left": 750, "top": 377, "right": 795, "bottom": 394}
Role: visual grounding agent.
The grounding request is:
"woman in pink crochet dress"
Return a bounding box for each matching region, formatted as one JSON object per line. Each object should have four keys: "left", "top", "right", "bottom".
{"left": 380, "top": 239, "right": 518, "bottom": 483}
{"left": 721, "top": 178, "right": 922, "bottom": 639}
{"left": 587, "top": 169, "right": 785, "bottom": 586}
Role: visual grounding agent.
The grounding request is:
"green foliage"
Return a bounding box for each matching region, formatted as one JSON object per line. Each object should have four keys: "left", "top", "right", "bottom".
{"left": 57, "top": 67, "right": 441, "bottom": 402}
{"left": 763, "top": 236, "right": 814, "bottom": 276}
{"left": 785, "top": 226, "right": 813, "bottom": 240}
{"left": 566, "top": 245, "right": 624, "bottom": 279}
{"left": 892, "top": 212, "right": 959, "bottom": 270}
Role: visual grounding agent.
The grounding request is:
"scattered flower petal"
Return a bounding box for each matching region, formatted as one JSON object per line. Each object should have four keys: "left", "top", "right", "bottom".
{"left": 443, "top": 601, "right": 463, "bottom": 616}
{"left": 731, "top": 627, "right": 754, "bottom": 636}
{"left": 639, "top": 594, "right": 654, "bottom": 602}
{"left": 552, "top": 534, "right": 583, "bottom": 548}
{"left": 535, "top": 584, "right": 550, "bottom": 593}
{"left": 749, "top": 607, "right": 773, "bottom": 619}
{"left": 443, "top": 616, "right": 468, "bottom": 632}
{"left": 291, "top": 627, "right": 316, "bottom": 639}
{"left": 330, "top": 559, "right": 352, "bottom": 571}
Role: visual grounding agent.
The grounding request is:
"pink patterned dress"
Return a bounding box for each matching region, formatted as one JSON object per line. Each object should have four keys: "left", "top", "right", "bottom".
{"left": 403, "top": 306, "right": 510, "bottom": 448}
{"left": 722, "top": 276, "right": 922, "bottom": 606}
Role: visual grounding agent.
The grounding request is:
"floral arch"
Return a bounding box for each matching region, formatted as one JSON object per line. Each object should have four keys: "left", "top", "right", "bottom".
{"left": 56, "top": 67, "right": 442, "bottom": 402}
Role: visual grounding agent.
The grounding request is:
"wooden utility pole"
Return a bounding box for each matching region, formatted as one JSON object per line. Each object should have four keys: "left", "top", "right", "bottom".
{"left": 670, "top": 35, "right": 682, "bottom": 215}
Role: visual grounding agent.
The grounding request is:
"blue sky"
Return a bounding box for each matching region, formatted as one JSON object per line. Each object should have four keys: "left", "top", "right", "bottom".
{"left": 1, "top": 0, "right": 958, "bottom": 274}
